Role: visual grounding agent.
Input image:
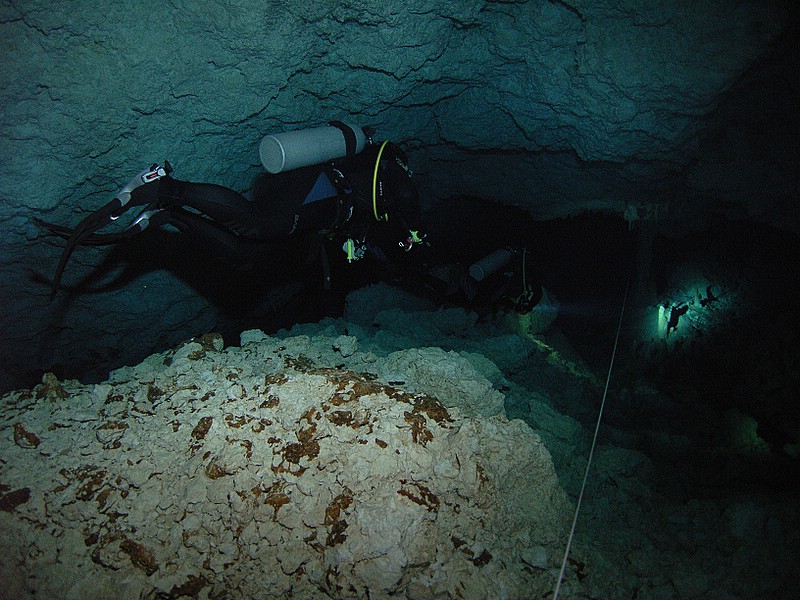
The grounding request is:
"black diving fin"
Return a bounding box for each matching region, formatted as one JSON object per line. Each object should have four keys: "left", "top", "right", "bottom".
{"left": 41, "top": 163, "right": 171, "bottom": 298}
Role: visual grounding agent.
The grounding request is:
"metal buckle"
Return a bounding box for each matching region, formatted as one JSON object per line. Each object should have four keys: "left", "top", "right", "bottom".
{"left": 141, "top": 164, "right": 167, "bottom": 184}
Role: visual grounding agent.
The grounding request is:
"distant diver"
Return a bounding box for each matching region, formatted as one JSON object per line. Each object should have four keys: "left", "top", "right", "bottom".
{"left": 666, "top": 303, "right": 689, "bottom": 337}
{"left": 36, "top": 123, "right": 427, "bottom": 298}
{"left": 699, "top": 285, "right": 718, "bottom": 307}
{"left": 422, "top": 246, "right": 542, "bottom": 312}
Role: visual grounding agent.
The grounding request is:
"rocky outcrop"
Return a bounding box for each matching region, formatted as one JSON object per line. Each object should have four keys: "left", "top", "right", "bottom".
{"left": 1, "top": 288, "right": 798, "bottom": 598}
{"left": 0, "top": 333, "right": 571, "bottom": 599}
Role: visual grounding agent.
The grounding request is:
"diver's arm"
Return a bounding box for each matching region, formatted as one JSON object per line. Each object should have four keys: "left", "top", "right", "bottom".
{"left": 384, "top": 153, "right": 426, "bottom": 249}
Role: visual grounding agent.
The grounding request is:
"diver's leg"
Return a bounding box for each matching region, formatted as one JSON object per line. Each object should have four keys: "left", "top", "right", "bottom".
{"left": 152, "top": 208, "right": 255, "bottom": 265}
{"left": 143, "top": 178, "right": 268, "bottom": 239}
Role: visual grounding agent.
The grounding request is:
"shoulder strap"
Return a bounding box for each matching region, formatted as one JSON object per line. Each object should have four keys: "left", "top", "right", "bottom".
{"left": 328, "top": 121, "right": 359, "bottom": 157}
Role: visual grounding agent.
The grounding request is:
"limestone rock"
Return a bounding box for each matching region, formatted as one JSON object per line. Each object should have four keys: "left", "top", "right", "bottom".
{"left": 0, "top": 334, "right": 571, "bottom": 599}
{"left": 377, "top": 347, "right": 506, "bottom": 418}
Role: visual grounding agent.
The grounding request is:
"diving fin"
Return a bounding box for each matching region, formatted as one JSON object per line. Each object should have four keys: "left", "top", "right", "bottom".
{"left": 44, "top": 163, "right": 171, "bottom": 298}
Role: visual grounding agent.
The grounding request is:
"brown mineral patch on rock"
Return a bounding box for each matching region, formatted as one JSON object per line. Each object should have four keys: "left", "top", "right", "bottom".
{"left": 95, "top": 488, "right": 113, "bottom": 509}
{"left": 327, "top": 409, "right": 372, "bottom": 431}
{"left": 97, "top": 421, "right": 128, "bottom": 449}
{"left": 252, "top": 481, "right": 291, "bottom": 520}
{"left": 272, "top": 411, "right": 321, "bottom": 475}
{"left": 239, "top": 439, "right": 253, "bottom": 459}
{"left": 264, "top": 491, "right": 290, "bottom": 517}
{"left": 36, "top": 372, "right": 69, "bottom": 401}
{"left": 351, "top": 378, "right": 384, "bottom": 396}
{"left": 398, "top": 480, "right": 440, "bottom": 512}
{"left": 98, "top": 421, "right": 128, "bottom": 431}
{"left": 191, "top": 416, "right": 213, "bottom": 440}
{"left": 451, "top": 536, "right": 493, "bottom": 566}
{"left": 409, "top": 393, "right": 451, "bottom": 424}
{"left": 13, "top": 422, "right": 40, "bottom": 448}
{"left": 386, "top": 387, "right": 451, "bottom": 424}
{"left": 183, "top": 333, "right": 223, "bottom": 360}
{"left": 0, "top": 486, "right": 31, "bottom": 512}
{"left": 105, "top": 392, "right": 126, "bottom": 404}
{"left": 57, "top": 466, "right": 107, "bottom": 501}
{"left": 277, "top": 440, "right": 320, "bottom": 474}
{"left": 264, "top": 373, "right": 288, "bottom": 387}
{"left": 84, "top": 530, "right": 99, "bottom": 546}
{"left": 284, "top": 354, "right": 315, "bottom": 372}
{"left": 404, "top": 411, "right": 434, "bottom": 446}
{"left": 204, "top": 459, "right": 229, "bottom": 480}
{"left": 3, "top": 389, "right": 33, "bottom": 408}
{"left": 472, "top": 548, "right": 492, "bottom": 567}
{"left": 328, "top": 410, "right": 353, "bottom": 426}
{"left": 325, "top": 491, "right": 353, "bottom": 547}
{"left": 252, "top": 418, "right": 272, "bottom": 432}
{"left": 299, "top": 407, "right": 320, "bottom": 428}
{"left": 197, "top": 332, "right": 223, "bottom": 352}
{"left": 319, "top": 369, "right": 385, "bottom": 404}
{"left": 329, "top": 389, "right": 356, "bottom": 406}
{"left": 147, "top": 384, "right": 163, "bottom": 402}
{"left": 224, "top": 413, "right": 250, "bottom": 429}
{"left": 120, "top": 538, "right": 159, "bottom": 575}
{"left": 169, "top": 574, "right": 208, "bottom": 599}
{"left": 261, "top": 393, "right": 280, "bottom": 408}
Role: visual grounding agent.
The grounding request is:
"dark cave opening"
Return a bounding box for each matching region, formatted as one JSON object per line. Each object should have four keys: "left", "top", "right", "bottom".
{"left": 413, "top": 197, "right": 800, "bottom": 496}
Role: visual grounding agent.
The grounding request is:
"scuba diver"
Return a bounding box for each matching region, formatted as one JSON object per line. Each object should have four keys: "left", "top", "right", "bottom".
{"left": 36, "top": 122, "right": 427, "bottom": 298}
{"left": 422, "top": 245, "right": 543, "bottom": 314}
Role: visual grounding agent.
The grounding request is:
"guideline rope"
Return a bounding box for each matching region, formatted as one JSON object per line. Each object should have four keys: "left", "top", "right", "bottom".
{"left": 553, "top": 278, "right": 630, "bottom": 600}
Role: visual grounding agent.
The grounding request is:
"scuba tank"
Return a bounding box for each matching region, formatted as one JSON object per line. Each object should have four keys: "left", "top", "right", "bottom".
{"left": 259, "top": 122, "right": 367, "bottom": 174}
{"left": 468, "top": 247, "right": 514, "bottom": 282}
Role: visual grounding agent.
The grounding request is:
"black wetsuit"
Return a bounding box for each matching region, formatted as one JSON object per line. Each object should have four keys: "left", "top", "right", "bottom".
{"left": 39, "top": 141, "right": 424, "bottom": 295}
{"left": 131, "top": 141, "right": 422, "bottom": 261}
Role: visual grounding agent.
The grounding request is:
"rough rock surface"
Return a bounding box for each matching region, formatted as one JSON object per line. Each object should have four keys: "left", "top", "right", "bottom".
{"left": 1, "top": 0, "right": 797, "bottom": 393}
{"left": 377, "top": 348, "right": 506, "bottom": 418}
{"left": 2, "top": 287, "right": 798, "bottom": 598}
{"left": 0, "top": 333, "right": 572, "bottom": 599}
{"left": 280, "top": 287, "right": 800, "bottom": 599}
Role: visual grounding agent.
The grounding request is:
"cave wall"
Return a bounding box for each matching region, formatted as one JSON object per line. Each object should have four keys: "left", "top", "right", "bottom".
{"left": 0, "top": 0, "right": 796, "bottom": 392}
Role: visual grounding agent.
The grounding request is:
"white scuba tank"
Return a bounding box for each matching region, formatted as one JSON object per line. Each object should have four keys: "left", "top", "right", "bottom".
{"left": 259, "top": 123, "right": 366, "bottom": 174}
{"left": 468, "top": 247, "right": 514, "bottom": 282}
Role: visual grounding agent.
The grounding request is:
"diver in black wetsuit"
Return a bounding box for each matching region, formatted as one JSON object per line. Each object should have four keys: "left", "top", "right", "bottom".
{"left": 37, "top": 134, "right": 426, "bottom": 298}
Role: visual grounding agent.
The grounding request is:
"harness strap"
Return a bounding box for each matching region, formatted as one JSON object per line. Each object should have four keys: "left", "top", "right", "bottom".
{"left": 328, "top": 121, "right": 359, "bottom": 157}
{"left": 372, "top": 140, "right": 390, "bottom": 222}
{"left": 322, "top": 165, "right": 355, "bottom": 236}
{"left": 319, "top": 241, "right": 332, "bottom": 290}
